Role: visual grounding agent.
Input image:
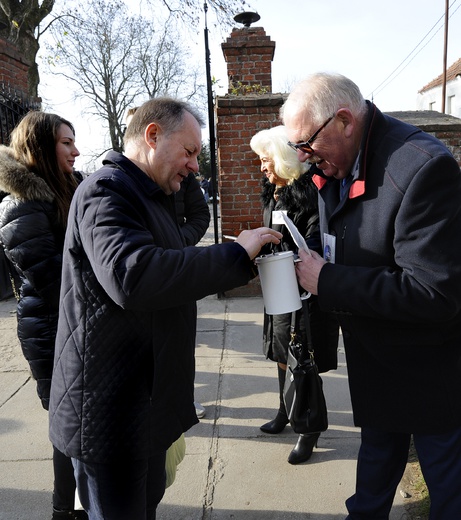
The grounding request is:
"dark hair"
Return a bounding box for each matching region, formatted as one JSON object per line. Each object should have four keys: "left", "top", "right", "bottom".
{"left": 10, "top": 111, "right": 79, "bottom": 227}
{"left": 123, "top": 97, "right": 205, "bottom": 147}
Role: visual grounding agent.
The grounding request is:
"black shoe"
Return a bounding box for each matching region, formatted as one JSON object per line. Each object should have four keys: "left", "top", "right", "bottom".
{"left": 287, "top": 433, "right": 320, "bottom": 465}
{"left": 260, "top": 411, "right": 289, "bottom": 434}
{"left": 52, "top": 509, "right": 88, "bottom": 520}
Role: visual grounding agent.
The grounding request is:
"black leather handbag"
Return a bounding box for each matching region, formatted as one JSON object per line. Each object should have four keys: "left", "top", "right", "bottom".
{"left": 283, "top": 300, "right": 328, "bottom": 434}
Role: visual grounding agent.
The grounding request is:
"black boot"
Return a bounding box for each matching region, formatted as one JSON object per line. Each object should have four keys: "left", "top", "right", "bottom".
{"left": 288, "top": 433, "right": 320, "bottom": 465}
{"left": 260, "top": 365, "right": 289, "bottom": 434}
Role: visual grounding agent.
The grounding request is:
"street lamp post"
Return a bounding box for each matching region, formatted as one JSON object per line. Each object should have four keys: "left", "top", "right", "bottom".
{"left": 442, "top": 0, "right": 449, "bottom": 113}
{"left": 203, "top": 2, "right": 219, "bottom": 244}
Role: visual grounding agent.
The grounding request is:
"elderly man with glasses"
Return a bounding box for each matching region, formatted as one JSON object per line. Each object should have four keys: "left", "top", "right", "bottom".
{"left": 282, "top": 72, "right": 461, "bottom": 519}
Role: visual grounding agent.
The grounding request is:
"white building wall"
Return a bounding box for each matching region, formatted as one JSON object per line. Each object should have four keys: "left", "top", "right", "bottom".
{"left": 416, "top": 77, "right": 461, "bottom": 118}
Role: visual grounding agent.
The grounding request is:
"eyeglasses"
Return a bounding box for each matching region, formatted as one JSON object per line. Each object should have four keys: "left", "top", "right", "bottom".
{"left": 287, "top": 115, "right": 335, "bottom": 155}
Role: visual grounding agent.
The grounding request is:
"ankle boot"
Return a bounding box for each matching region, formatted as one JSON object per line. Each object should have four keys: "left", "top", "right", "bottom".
{"left": 260, "top": 408, "right": 289, "bottom": 434}
{"left": 260, "top": 365, "right": 289, "bottom": 434}
{"left": 287, "top": 433, "right": 320, "bottom": 465}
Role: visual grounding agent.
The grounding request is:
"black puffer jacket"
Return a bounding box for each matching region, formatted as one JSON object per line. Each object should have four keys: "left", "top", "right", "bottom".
{"left": 0, "top": 146, "right": 65, "bottom": 410}
{"left": 260, "top": 172, "right": 338, "bottom": 372}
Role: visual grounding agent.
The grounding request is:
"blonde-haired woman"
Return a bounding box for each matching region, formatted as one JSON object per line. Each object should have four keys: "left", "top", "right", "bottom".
{"left": 250, "top": 125, "right": 338, "bottom": 464}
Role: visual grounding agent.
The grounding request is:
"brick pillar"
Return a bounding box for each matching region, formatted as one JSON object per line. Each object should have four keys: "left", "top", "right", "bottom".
{"left": 221, "top": 26, "right": 275, "bottom": 94}
{"left": 0, "top": 38, "right": 30, "bottom": 95}
{"left": 216, "top": 24, "right": 284, "bottom": 296}
{"left": 0, "top": 38, "right": 41, "bottom": 145}
{"left": 216, "top": 95, "right": 285, "bottom": 297}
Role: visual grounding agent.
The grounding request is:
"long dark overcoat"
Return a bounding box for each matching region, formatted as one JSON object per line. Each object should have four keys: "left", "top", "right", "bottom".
{"left": 314, "top": 103, "right": 461, "bottom": 433}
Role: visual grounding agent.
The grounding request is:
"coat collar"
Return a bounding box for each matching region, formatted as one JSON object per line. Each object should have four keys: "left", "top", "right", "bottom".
{"left": 102, "top": 150, "right": 165, "bottom": 199}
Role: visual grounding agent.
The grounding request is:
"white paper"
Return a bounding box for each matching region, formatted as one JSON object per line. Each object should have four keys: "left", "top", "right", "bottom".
{"left": 281, "top": 213, "right": 311, "bottom": 255}
{"left": 272, "top": 210, "right": 287, "bottom": 225}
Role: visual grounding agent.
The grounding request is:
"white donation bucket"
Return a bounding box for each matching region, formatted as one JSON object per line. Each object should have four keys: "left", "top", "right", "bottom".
{"left": 255, "top": 251, "right": 302, "bottom": 315}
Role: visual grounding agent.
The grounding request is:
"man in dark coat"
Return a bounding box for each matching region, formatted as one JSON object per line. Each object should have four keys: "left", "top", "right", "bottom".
{"left": 49, "top": 97, "right": 282, "bottom": 520}
{"left": 282, "top": 72, "right": 461, "bottom": 519}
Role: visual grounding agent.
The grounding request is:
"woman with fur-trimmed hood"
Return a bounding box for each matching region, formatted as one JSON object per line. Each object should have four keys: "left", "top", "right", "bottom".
{"left": 250, "top": 125, "right": 338, "bottom": 465}
{"left": 0, "top": 112, "right": 86, "bottom": 520}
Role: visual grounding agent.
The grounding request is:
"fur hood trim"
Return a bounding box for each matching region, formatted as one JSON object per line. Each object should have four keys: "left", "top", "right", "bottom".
{"left": 260, "top": 171, "right": 317, "bottom": 211}
{"left": 0, "top": 145, "right": 54, "bottom": 202}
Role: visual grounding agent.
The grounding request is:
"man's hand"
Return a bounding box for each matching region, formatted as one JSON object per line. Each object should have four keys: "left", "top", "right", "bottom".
{"left": 236, "top": 227, "right": 283, "bottom": 260}
{"left": 295, "top": 248, "right": 327, "bottom": 295}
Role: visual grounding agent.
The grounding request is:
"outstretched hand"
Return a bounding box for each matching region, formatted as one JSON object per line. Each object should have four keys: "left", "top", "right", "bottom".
{"left": 236, "top": 227, "right": 283, "bottom": 260}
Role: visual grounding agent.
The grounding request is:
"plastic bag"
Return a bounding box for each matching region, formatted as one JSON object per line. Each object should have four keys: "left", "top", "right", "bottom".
{"left": 165, "top": 433, "right": 186, "bottom": 488}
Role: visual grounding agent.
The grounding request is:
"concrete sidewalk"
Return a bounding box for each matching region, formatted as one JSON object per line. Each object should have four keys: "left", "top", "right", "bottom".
{"left": 0, "top": 292, "right": 413, "bottom": 520}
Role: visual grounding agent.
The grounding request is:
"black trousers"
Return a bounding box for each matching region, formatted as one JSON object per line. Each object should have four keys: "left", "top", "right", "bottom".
{"left": 346, "top": 425, "right": 461, "bottom": 519}
{"left": 53, "top": 446, "right": 78, "bottom": 510}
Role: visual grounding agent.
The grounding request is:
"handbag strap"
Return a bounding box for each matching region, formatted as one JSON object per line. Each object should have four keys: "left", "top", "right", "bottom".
{"left": 290, "top": 299, "right": 314, "bottom": 363}
{"left": 290, "top": 309, "right": 297, "bottom": 337}
{"left": 301, "top": 299, "right": 314, "bottom": 353}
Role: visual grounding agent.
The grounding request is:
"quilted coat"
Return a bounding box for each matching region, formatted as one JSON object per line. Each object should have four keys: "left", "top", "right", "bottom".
{"left": 313, "top": 102, "right": 461, "bottom": 434}
{"left": 260, "top": 173, "right": 338, "bottom": 371}
{"left": 0, "top": 146, "right": 69, "bottom": 410}
{"left": 49, "top": 151, "right": 257, "bottom": 463}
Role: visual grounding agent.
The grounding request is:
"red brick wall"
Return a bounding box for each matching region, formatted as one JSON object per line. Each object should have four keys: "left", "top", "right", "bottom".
{"left": 217, "top": 25, "right": 278, "bottom": 296}
{"left": 217, "top": 95, "right": 284, "bottom": 235}
{"left": 216, "top": 94, "right": 285, "bottom": 296}
{"left": 0, "top": 38, "right": 29, "bottom": 94}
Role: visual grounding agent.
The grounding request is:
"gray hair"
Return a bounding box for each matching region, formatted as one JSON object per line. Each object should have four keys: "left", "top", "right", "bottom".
{"left": 250, "top": 125, "right": 309, "bottom": 183}
{"left": 281, "top": 72, "right": 367, "bottom": 125}
{"left": 124, "top": 97, "right": 205, "bottom": 146}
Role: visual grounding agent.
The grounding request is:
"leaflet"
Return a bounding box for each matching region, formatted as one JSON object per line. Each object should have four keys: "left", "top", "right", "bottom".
{"left": 281, "top": 213, "right": 311, "bottom": 255}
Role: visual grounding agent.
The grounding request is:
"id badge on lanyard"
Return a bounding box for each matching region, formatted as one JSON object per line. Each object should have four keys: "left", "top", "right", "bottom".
{"left": 323, "top": 233, "right": 336, "bottom": 263}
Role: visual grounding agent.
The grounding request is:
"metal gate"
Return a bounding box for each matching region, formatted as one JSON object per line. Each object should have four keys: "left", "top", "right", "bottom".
{"left": 0, "top": 82, "right": 40, "bottom": 298}
{"left": 0, "top": 81, "right": 41, "bottom": 145}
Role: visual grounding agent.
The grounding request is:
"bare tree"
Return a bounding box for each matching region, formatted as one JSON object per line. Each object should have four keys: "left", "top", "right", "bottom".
{"left": 136, "top": 23, "right": 203, "bottom": 103}
{"left": 44, "top": 0, "right": 207, "bottom": 153}
{"left": 0, "top": 0, "right": 248, "bottom": 99}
